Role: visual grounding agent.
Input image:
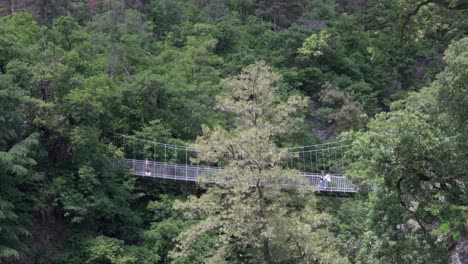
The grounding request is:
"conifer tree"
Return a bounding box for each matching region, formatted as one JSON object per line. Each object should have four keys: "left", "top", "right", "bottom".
{"left": 0, "top": 73, "right": 39, "bottom": 262}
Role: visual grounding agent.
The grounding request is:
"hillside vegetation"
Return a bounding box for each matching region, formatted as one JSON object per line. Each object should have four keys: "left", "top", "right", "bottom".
{"left": 0, "top": 1, "right": 466, "bottom": 263}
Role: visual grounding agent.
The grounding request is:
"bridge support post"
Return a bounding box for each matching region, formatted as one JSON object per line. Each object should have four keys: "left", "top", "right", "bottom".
{"left": 185, "top": 149, "right": 188, "bottom": 181}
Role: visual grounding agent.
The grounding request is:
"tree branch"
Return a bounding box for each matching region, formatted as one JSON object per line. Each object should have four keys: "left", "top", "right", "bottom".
{"left": 401, "top": 0, "right": 468, "bottom": 40}
{"left": 430, "top": 0, "right": 468, "bottom": 10}
{"left": 396, "top": 176, "right": 430, "bottom": 238}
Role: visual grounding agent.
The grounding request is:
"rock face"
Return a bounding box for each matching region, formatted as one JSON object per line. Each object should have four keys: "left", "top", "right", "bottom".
{"left": 305, "top": 116, "right": 335, "bottom": 140}
{"left": 451, "top": 235, "right": 468, "bottom": 264}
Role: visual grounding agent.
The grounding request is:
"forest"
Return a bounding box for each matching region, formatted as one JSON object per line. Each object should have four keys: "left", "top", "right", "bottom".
{"left": 0, "top": 0, "right": 466, "bottom": 263}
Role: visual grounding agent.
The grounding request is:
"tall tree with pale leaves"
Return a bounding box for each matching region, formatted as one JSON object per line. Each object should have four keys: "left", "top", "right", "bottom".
{"left": 171, "top": 62, "right": 347, "bottom": 263}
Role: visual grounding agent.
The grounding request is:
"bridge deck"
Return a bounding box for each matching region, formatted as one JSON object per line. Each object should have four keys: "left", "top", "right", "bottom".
{"left": 123, "top": 159, "right": 357, "bottom": 193}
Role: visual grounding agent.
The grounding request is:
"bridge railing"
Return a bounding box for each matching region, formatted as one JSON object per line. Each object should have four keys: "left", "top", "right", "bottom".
{"left": 299, "top": 173, "right": 357, "bottom": 193}
{"left": 123, "top": 159, "right": 357, "bottom": 193}
{"left": 126, "top": 159, "right": 222, "bottom": 181}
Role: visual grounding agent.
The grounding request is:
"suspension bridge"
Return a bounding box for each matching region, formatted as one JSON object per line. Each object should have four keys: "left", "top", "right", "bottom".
{"left": 107, "top": 132, "right": 357, "bottom": 194}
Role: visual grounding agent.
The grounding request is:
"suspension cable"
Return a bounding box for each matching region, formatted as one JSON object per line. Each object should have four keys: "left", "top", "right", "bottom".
{"left": 133, "top": 140, "right": 136, "bottom": 160}
{"left": 287, "top": 140, "right": 345, "bottom": 150}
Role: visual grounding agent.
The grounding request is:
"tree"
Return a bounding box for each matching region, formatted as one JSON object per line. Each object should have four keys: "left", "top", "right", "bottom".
{"left": 171, "top": 62, "right": 347, "bottom": 263}
{"left": 85, "top": 235, "right": 159, "bottom": 264}
{"left": 256, "top": 0, "right": 307, "bottom": 30}
{"left": 0, "top": 13, "right": 39, "bottom": 74}
{"left": 49, "top": 15, "right": 85, "bottom": 51}
{"left": 50, "top": 126, "right": 140, "bottom": 239}
{"left": 0, "top": 73, "right": 39, "bottom": 262}
{"left": 0, "top": 133, "right": 39, "bottom": 262}
{"left": 345, "top": 37, "right": 467, "bottom": 263}
{"left": 313, "top": 83, "right": 367, "bottom": 137}
{"left": 146, "top": 0, "right": 184, "bottom": 39}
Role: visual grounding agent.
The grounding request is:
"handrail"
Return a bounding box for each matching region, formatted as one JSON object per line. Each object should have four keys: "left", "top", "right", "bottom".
{"left": 118, "top": 158, "right": 357, "bottom": 193}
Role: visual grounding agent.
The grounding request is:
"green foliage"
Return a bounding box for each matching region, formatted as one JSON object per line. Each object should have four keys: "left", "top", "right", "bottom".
{"left": 51, "top": 127, "right": 140, "bottom": 240}
{"left": 50, "top": 15, "right": 84, "bottom": 51}
{"left": 345, "top": 37, "right": 468, "bottom": 263}
{"left": 86, "top": 235, "right": 159, "bottom": 264}
{"left": 0, "top": 1, "right": 465, "bottom": 262}
{"left": 436, "top": 37, "right": 468, "bottom": 130}
{"left": 0, "top": 70, "right": 40, "bottom": 262}
{"left": 0, "top": 13, "right": 40, "bottom": 71}
{"left": 0, "top": 200, "right": 29, "bottom": 261}
{"left": 313, "top": 83, "right": 367, "bottom": 136}
{"left": 0, "top": 74, "right": 26, "bottom": 140}
{"left": 298, "top": 30, "right": 331, "bottom": 57}
{"left": 172, "top": 62, "right": 345, "bottom": 263}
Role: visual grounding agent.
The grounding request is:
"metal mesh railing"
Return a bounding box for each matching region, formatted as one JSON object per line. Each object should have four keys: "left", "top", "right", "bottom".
{"left": 123, "top": 159, "right": 357, "bottom": 193}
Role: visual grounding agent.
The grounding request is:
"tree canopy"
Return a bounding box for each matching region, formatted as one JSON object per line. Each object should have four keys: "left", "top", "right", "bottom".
{"left": 0, "top": 1, "right": 466, "bottom": 263}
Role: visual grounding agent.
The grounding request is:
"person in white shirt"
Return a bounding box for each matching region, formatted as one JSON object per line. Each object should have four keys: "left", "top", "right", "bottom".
{"left": 325, "top": 173, "right": 331, "bottom": 189}
{"left": 145, "top": 159, "right": 152, "bottom": 176}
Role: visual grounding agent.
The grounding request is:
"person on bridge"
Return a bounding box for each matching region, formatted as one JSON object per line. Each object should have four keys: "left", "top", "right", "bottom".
{"left": 320, "top": 171, "right": 325, "bottom": 190}
{"left": 325, "top": 173, "right": 331, "bottom": 189}
{"left": 145, "top": 159, "right": 152, "bottom": 176}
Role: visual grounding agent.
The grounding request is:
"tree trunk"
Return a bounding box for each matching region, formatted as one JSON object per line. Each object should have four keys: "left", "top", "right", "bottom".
{"left": 263, "top": 238, "right": 273, "bottom": 264}
{"left": 257, "top": 180, "right": 273, "bottom": 264}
